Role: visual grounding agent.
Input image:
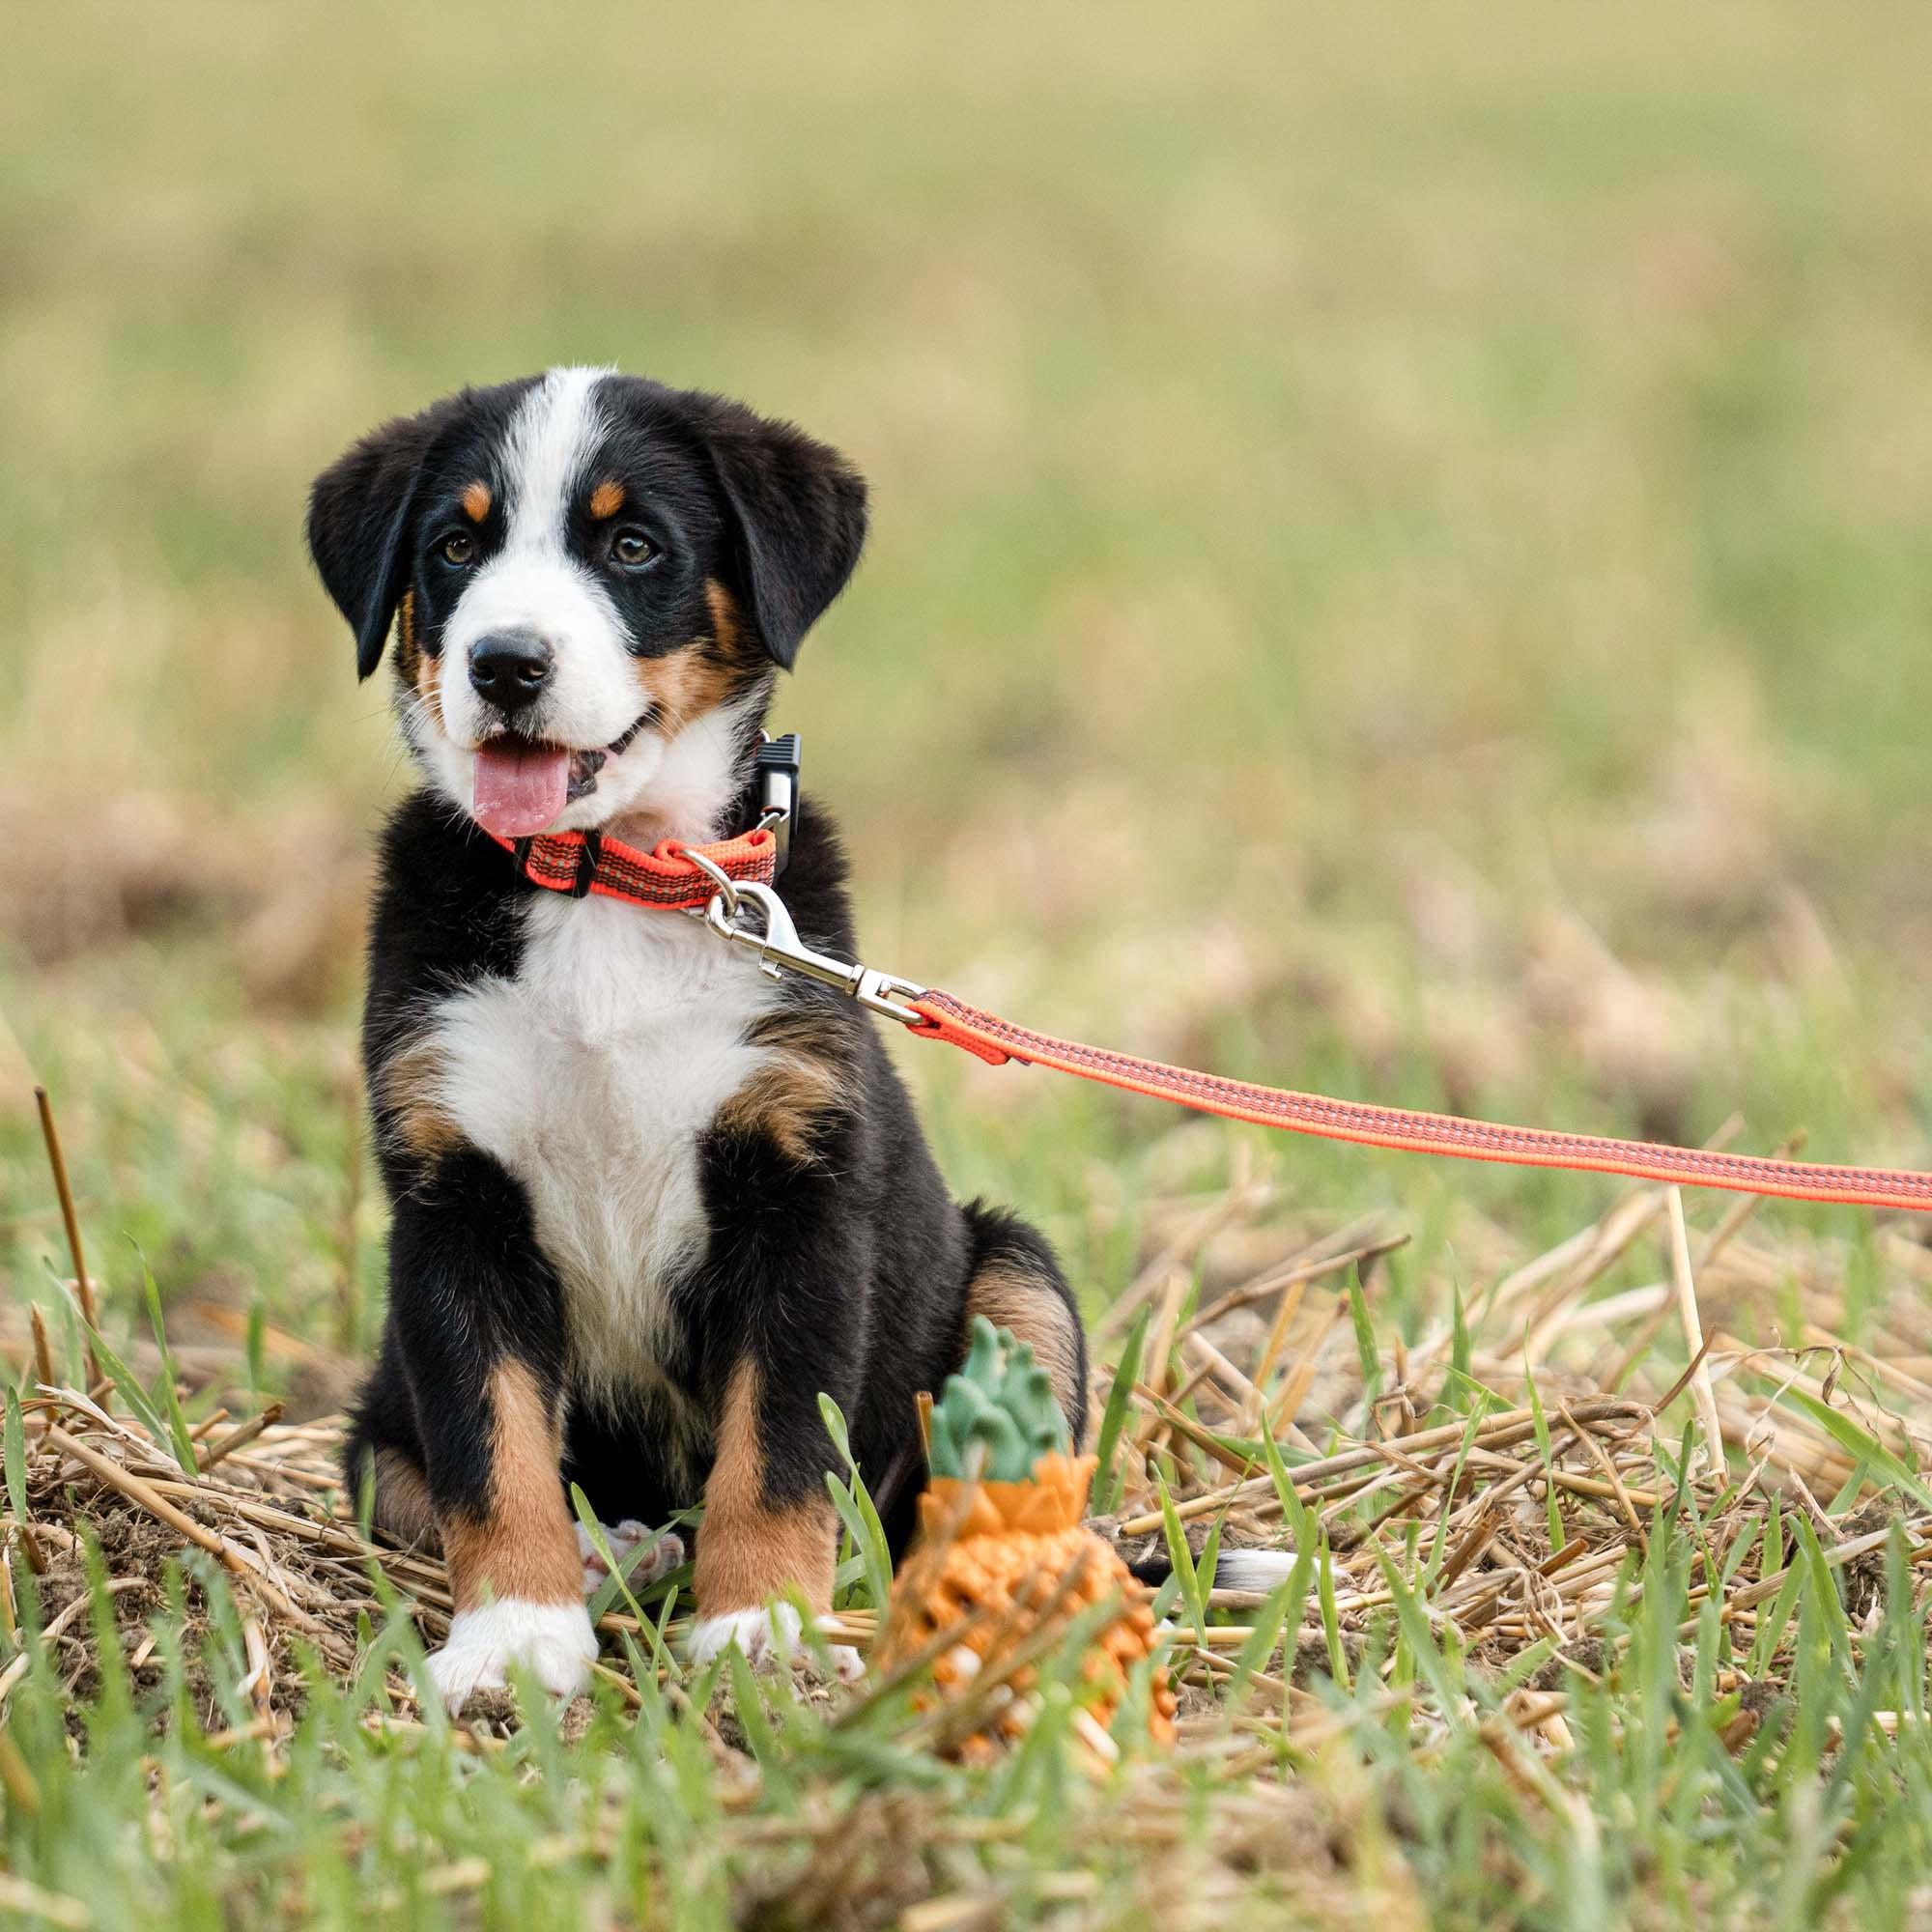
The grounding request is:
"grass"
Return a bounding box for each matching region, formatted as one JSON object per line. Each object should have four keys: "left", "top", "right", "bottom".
{"left": 5, "top": 1, "right": 1932, "bottom": 1924}
{"left": 8, "top": 1176, "right": 1932, "bottom": 1928}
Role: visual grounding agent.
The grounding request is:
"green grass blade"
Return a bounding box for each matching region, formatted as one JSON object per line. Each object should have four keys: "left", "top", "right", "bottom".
{"left": 138, "top": 1249, "right": 200, "bottom": 1475}
{"left": 1781, "top": 1389, "right": 1932, "bottom": 1512}
{"left": 571, "top": 1483, "right": 653, "bottom": 1630}
{"left": 1154, "top": 1470, "right": 1207, "bottom": 1645}
{"left": 1522, "top": 1345, "right": 1564, "bottom": 1552}
{"left": 817, "top": 1393, "right": 893, "bottom": 1609}
{"left": 1425, "top": 1400, "right": 1486, "bottom": 1585}
{"left": 1347, "top": 1271, "right": 1381, "bottom": 1414}
{"left": 4, "top": 1386, "right": 28, "bottom": 1531}
{"left": 1317, "top": 1531, "right": 1349, "bottom": 1690}
{"left": 1089, "top": 1306, "right": 1150, "bottom": 1516}
{"left": 1257, "top": 1415, "right": 1316, "bottom": 1550}
{"left": 80, "top": 1320, "right": 177, "bottom": 1463}
{"left": 725, "top": 1647, "right": 796, "bottom": 1803}
{"left": 245, "top": 1297, "right": 267, "bottom": 1402}
{"left": 1227, "top": 1543, "right": 1316, "bottom": 1705}
{"left": 1375, "top": 1546, "right": 1458, "bottom": 1716}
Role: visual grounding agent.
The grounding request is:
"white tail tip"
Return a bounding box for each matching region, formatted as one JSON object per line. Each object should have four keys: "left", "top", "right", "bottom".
{"left": 1209, "top": 1548, "right": 1299, "bottom": 1592}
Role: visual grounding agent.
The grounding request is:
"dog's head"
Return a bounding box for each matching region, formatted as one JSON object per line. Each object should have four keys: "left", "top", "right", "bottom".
{"left": 307, "top": 368, "right": 867, "bottom": 838}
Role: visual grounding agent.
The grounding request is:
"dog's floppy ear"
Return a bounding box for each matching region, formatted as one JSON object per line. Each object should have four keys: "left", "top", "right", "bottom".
{"left": 690, "top": 397, "right": 868, "bottom": 669}
{"left": 306, "top": 407, "right": 445, "bottom": 681}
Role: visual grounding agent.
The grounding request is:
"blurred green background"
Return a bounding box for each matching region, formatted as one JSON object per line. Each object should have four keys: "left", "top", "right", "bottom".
{"left": 4, "top": 1, "right": 1931, "bottom": 1361}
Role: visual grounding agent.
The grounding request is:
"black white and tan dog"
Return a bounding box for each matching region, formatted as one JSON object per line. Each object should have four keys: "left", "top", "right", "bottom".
{"left": 307, "top": 368, "right": 1089, "bottom": 1711}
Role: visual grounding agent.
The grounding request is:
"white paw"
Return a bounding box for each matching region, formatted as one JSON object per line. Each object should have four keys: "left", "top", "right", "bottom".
{"left": 425, "top": 1600, "right": 597, "bottom": 1714}
{"left": 686, "top": 1603, "right": 803, "bottom": 1671}
{"left": 577, "top": 1520, "right": 685, "bottom": 1597}
{"left": 825, "top": 1639, "right": 867, "bottom": 1683}
{"left": 684, "top": 1605, "right": 865, "bottom": 1681}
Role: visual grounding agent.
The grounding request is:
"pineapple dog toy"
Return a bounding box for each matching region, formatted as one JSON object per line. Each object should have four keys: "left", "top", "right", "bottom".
{"left": 875, "top": 1318, "right": 1176, "bottom": 1762}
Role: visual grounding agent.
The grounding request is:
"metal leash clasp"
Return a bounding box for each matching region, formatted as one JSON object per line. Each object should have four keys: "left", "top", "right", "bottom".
{"left": 683, "top": 850, "right": 926, "bottom": 1025}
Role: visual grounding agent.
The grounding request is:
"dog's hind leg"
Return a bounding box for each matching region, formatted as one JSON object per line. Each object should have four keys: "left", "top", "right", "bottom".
{"left": 344, "top": 1332, "right": 440, "bottom": 1548}
{"left": 959, "top": 1204, "right": 1090, "bottom": 1450}
{"left": 577, "top": 1520, "right": 687, "bottom": 1597}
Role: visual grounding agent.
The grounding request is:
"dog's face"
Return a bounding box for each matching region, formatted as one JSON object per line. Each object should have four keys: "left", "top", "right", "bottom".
{"left": 308, "top": 368, "right": 866, "bottom": 838}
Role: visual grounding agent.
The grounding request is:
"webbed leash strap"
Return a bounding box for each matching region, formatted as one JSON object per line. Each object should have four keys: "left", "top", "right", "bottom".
{"left": 906, "top": 989, "right": 1932, "bottom": 1214}
{"left": 490, "top": 824, "right": 780, "bottom": 911}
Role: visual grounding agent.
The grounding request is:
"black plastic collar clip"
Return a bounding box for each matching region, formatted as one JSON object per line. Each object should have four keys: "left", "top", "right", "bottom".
{"left": 754, "top": 732, "right": 803, "bottom": 876}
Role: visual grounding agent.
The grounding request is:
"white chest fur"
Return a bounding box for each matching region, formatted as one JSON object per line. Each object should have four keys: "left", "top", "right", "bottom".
{"left": 426, "top": 893, "right": 782, "bottom": 1410}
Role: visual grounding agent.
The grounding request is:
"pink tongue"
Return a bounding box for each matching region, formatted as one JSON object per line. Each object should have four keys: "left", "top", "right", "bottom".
{"left": 471, "top": 740, "right": 572, "bottom": 838}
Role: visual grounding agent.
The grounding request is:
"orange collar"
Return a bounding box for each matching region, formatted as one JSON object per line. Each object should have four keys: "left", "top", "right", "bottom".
{"left": 487, "top": 822, "right": 781, "bottom": 910}
{"left": 489, "top": 729, "right": 799, "bottom": 910}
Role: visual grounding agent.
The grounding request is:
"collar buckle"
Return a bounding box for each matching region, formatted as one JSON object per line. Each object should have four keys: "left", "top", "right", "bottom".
{"left": 753, "top": 731, "right": 803, "bottom": 875}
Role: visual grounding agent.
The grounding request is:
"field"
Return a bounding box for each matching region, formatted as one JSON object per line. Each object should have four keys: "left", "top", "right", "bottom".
{"left": 5, "top": 4, "right": 1932, "bottom": 1925}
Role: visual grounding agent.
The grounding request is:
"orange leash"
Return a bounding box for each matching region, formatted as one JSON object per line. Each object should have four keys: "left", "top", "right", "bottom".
{"left": 905, "top": 989, "right": 1932, "bottom": 1214}
{"left": 499, "top": 776, "right": 1932, "bottom": 1216}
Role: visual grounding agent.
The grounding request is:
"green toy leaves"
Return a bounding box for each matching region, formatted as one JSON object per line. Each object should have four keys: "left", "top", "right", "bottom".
{"left": 926, "top": 1317, "right": 1072, "bottom": 1482}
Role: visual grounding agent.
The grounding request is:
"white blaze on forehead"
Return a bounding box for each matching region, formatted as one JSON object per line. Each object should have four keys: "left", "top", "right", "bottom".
{"left": 433, "top": 364, "right": 642, "bottom": 766}
{"left": 411, "top": 362, "right": 747, "bottom": 838}
{"left": 501, "top": 365, "right": 614, "bottom": 553}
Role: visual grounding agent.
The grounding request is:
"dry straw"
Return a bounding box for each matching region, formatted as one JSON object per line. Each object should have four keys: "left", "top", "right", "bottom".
{"left": 6, "top": 1118, "right": 1932, "bottom": 1890}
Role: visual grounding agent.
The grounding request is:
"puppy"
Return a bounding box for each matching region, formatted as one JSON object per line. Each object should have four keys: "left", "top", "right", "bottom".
{"left": 308, "top": 368, "right": 1086, "bottom": 1710}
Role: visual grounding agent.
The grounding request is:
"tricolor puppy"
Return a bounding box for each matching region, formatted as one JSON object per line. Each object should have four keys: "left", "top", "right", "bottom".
{"left": 308, "top": 368, "right": 1086, "bottom": 1711}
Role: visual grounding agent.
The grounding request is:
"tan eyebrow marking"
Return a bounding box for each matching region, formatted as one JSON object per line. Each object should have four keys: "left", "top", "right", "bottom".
{"left": 461, "top": 480, "right": 492, "bottom": 523}
{"left": 587, "top": 478, "right": 625, "bottom": 521}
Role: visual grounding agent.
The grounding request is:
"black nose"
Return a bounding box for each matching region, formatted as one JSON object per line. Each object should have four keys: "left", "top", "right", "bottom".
{"left": 469, "top": 632, "right": 554, "bottom": 714}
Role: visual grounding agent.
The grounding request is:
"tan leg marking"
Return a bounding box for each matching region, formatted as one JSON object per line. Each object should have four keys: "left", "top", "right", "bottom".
{"left": 966, "top": 1262, "right": 1086, "bottom": 1434}
{"left": 440, "top": 1361, "right": 581, "bottom": 1611}
{"left": 695, "top": 1359, "right": 838, "bottom": 1618}
{"left": 714, "top": 1009, "right": 846, "bottom": 1164}
{"left": 378, "top": 1035, "right": 459, "bottom": 1164}
{"left": 587, "top": 477, "right": 625, "bottom": 520}
{"left": 461, "top": 479, "right": 492, "bottom": 523}
{"left": 371, "top": 1448, "right": 439, "bottom": 1548}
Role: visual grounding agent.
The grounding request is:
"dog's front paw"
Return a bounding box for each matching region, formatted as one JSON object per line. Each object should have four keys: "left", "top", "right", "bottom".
{"left": 577, "top": 1520, "right": 686, "bottom": 1597}
{"left": 685, "top": 1605, "right": 865, "bottom": 1681}
{"left": 426, "top": 1600, "right": 598, "bottom": 1714}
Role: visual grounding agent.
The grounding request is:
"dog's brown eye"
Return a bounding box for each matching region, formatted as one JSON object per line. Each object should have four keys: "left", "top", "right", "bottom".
{"left": 440, "top": 531, "right": 475, "bottom": 567}
{"left": 610, "top": 528, "right": 655, "bottom": 568}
